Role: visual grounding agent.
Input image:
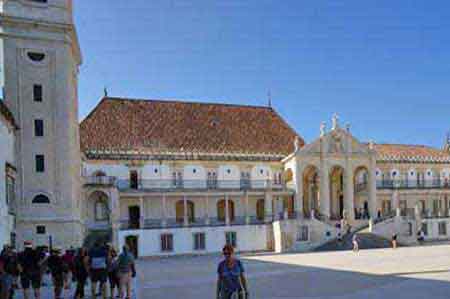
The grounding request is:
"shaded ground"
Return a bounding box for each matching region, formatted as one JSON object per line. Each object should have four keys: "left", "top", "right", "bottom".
{"left": 137, "top": 244, "right": 450, "bottom": 299}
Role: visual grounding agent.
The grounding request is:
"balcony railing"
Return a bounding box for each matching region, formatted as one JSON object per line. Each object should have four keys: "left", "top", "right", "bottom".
{"left": 115, "top": 179, "right": 287, "bottom": 192}
{"left": 119, "top": 216, "right": 271, "bottom": 230}
{"left": 84, "top": 176, "right": 117, "bottom": 186}
{"left": 377, "top": 179, "right": 450, "bottom": 190}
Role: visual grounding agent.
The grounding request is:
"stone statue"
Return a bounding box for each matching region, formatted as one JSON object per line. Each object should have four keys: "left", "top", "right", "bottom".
{"left": 294, "top": 137, "right": 300, "bottom": 152}
{"left": 332, "top": 113, "right": 339, "bottom": 130}
{"left": 320, "top": 122, "right": 326, "bottom": 137}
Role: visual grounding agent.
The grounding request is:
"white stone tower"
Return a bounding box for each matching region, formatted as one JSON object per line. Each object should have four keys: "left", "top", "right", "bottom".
{"left": 0, "top": 0, "right": 83, "bottom": 249}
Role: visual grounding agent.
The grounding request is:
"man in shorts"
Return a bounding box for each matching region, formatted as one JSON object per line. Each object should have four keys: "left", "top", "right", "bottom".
{"left": 47, "top": 248, "right": 68, "bottom": 299}
{"left": 89, "top": 241, "right": 109, "bottom": 299}
{"left": 117, "top": 245, "right": 136, "bottom": 299}
{"left": 18, "top": 242, "right": 46, "bottom": 299}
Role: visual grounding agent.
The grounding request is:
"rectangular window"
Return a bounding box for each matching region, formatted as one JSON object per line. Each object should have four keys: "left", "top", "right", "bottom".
{"left": 35, "top": 155, "right": 45, "bottom": 172}
{"left": 297, "top": 226, "right": 309, "bottom": 242}
{"left": 438, "top": 222, "right": 447, "bottom": 236}
{"left": 33, "top": 85, "right": 43, "bottom": 102}
{"left": 34, "top": 119, "right": 44, "bottom": 137}
{"left": 36, "top": 225, "right": 46, "bottom": 235}
{"left": 225, "top": 231, "right": 237, "bottom": 248}
{"left": 161, "top": 234, "right": 173, "bottom": 252}
{"left": 193, "top": 233, "right": 206, "bottom": 251}
{"left": 5, "top": 175, "right": 15, "bottom": 213}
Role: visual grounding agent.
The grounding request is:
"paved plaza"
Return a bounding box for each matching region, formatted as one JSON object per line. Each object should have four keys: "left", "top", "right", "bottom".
{"left": 137, "top": 244, "right": 450, "bottom": 299}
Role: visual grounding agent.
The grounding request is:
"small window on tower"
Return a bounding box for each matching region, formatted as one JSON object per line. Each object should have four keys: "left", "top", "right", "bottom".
{"left": 36, "top": 225, "right": 46, "bottom": 235}
{"left": 33, "top": 85, "right": 43, "bottom": 102}
{"left": 34, "top": 119, "right": 44, "bottom": 137}
{"left": 35, "top": 155, "right": 45, "bottom": 172}
{"left": 27, "top": 52, "right": 46, "bottom": 62}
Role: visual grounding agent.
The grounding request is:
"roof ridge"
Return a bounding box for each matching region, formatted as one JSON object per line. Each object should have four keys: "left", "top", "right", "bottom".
{"left": 376, "top": 143, "right": 437, "bottom": 149}
{"left": 103, "top": 96, "right": 273, "bottom": 110}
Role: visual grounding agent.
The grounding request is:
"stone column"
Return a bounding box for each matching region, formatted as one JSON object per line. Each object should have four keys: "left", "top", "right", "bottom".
{"left": 295, "top": 161, "right": 304, "bottom": 219}
{"left": 183, "top": 195, "right": 188, "bottom": 227}
{"left": 139, "top": 197, "right": 145, "bottom": 229}
{"left": 392, "top": 190, "right": 399, "bottom": 211}
{"left": 368, "top": 157, "right": 378, "bottom": 219}
{"left": 161, "top": 194, "right": 167, "bottom": 227}
{"left": 205, "top": 195, "right": 210, "bottom": 225}
{"left": 319, "top": 162, "right": 330, "bottom": 218}
{"left": 225, "top": 194, "right": 230, "bottom": 226}
{"left": 264, "top": 192, "right": 273, "bottom": 223}
{"left": 244, "top": 192, "right": 250, "bottom": 225}
{"left": 109, "top": 189, "right": 121, "bottom": 249}
{"left": 344, "top": 167, "right": 355, "bottom": 220}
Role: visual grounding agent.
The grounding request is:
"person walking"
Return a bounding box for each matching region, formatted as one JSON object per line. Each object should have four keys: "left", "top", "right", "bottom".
{"left": 0, "top": 246, "right": 19, "bottom": 299}
{"left": 216, "top": 245, "right": 248, "bottom": 299}
{"left": 392, "top": 233, "right": 398, "bottom": 249}
{"left": 62, "top": 249, "right": 75, "bottom": 292}
{"left": 107, "top": 248, "right": 119, "bottom": 299}
{"left": 0, "top": 247, "right": 13, "bottom": 299}
{"left": 18, "top": 242, "right": 47, "bottom": 299}
{"left": 352, "top": 234, "right": 359, "bottom": 252}
{"left": 88, "top": 241, "right": 109, "bottom": 299}
{"left": 73, "top": 248, "right": 89, "bottom": 299}
{"left": 117, "top": 246, "right": 136, "bottom": 299}
{"left": 47, "top": 248, "right": 69, "bottom": 299}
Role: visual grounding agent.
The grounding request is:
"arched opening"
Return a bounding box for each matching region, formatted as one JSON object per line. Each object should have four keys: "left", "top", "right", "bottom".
{"left": 302, "top": 165, "right": 320, "bottom": 218}
{"left": 217, "top": 199, "right": 235, "bottom": 222}
{"left": 32, "top": 194, "right": 50, "bottom": 204}
{"left": 256, "top": 199, "right": 265, "bottom": 220}
{"left": 88, "top": 191, "right": 110, "bottom": 225}
{"left": 175, "top": 200, "right": 195, "bottom": 224}
{"left": 125, "top": 235, "right": 139, "bottom": 258}
{"left": 354, "top": 166, "right": 370, "bottom": 220}
{"left": 329, "top": 166, "right": 344, "bottom": 220}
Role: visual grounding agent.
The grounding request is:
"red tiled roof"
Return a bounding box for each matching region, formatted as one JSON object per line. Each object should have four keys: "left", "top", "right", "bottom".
{"left": 80, "top": 97, "right": 303, "bottom": 158}
{"left": 375, "top": 143, "right": 450, "bottom": 162}
{"left": 0, "top": 100, "right": 18, "bottom": 129}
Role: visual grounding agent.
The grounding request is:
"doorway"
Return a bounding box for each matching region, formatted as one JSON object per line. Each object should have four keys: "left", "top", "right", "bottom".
{"left": 129, "top": 206, "right": 140, "bottom": 229}
{"left": 125, "top": 235, "right": 139, "bottom": 258}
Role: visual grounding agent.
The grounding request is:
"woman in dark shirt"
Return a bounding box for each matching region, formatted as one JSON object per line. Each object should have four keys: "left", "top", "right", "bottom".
{"left": 216, "top": 245, "right": 248, "bottom": 299}
{"left": 73, "top": 248, "right": 89, "bottom": 299}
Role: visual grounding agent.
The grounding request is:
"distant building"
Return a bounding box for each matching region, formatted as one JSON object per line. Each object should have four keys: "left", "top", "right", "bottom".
{"left": 0, "top": 100, "right": 18, "bottom": 249}
{"left": 1, "top": 0, "right": 449, "bottom": 255}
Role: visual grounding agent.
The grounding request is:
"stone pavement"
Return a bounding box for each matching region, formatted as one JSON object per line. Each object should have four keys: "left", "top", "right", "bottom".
{"left": 14, "top": 276, "right": 138, "bottom": 299}
{"left": 136, "top": 244, "right": 450, "bottom": 299}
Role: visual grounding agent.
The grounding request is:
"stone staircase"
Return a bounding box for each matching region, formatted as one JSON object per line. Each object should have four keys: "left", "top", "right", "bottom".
{"left": 314, "top": 227, "right": 392, "bottom": 252}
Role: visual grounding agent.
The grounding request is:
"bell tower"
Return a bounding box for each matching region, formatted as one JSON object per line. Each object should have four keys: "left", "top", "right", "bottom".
{"left": 0, "top": 0, "right": 83, "bottom": 248}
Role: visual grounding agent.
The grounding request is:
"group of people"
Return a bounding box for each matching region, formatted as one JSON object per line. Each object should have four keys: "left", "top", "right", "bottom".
{"left": 0, "top": 240, "right": 136, "bottom": 299}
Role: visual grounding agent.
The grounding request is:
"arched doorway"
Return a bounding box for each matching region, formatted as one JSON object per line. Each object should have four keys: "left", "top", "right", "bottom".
{"left": 354, "top": 166, "right": 370, "bottom": 219}
{"left": 217, "top": 199, "right": 235, "bottom": 222}
{"left": 175, "top": 200, "right": 195, "bottom": 224}
{"left": 329, "top": 166, "right": 344, "bottom": 220}
{"left": 303, "top": 165, "right": 320, "bottom": 218}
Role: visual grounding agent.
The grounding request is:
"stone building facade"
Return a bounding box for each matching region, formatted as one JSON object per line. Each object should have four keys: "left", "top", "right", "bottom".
{"left": 0, "top": 0, "right": 83, "bottom": 249}
{"left": 0, "top": 1, "right": 449, "bottom": 255}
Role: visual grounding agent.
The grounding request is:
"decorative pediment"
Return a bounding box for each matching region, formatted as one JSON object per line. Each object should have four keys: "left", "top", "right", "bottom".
{"left": 298, "top": 128, "right": 370, "bottom": 156}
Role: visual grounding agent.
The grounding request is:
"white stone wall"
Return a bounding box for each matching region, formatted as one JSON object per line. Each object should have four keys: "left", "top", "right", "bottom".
{"left": 1, "top": 0, "right": 83, "bottom": 249}
{"left": 118, "top": 224, "right": 269, "bottom": 257}
{"left": 0, "top": 117, "right": 15, "bottom": 248}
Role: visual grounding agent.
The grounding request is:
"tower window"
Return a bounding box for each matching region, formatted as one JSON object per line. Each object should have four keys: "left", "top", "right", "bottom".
{"left": 36, "top": 225, "right": 46, "bottom": 235}
{"left": 27, "top": 52, "right": 46, "bottom": 62}
{"left": 34, "top": 119, "right": 44, "bottom": 137}
{"left": 33, "top": 85, "right": 43, "bottom": 102}
{"left": 35, "top": 155, "right": 45, "bottom": 172}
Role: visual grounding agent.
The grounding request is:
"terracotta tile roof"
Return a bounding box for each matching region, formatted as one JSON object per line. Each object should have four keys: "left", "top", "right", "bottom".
{"left": 80, "top": 97, "right": 303, "bottom": 159}
{"left": 374, "top": 143, "right": 450, "bottom": 163}
{"left": 0, "top": 100, "right": 18, "bottom": 129}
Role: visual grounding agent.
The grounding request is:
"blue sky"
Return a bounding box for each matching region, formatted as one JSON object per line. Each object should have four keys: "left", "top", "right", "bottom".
{"left": 74, "top": 0, "right": 450, "bottom": 147}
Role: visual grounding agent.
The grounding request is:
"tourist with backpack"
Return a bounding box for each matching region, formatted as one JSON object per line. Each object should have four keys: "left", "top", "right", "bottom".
{"left": 216, "top": 245, "right": 248, "bottom": 299}
{"left": 117, "top": 245, "right": 136, "bottom": 299}
{"left": 88, "top": 241, "right": 109, "bottom": 299}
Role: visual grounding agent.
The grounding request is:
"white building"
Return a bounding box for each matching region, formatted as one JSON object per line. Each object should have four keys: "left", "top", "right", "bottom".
{"left": 0, "top": 1, "right": 450, "bottom": 255}
{"left": 0, "top": 100, "right": 17, "bottom": 249}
